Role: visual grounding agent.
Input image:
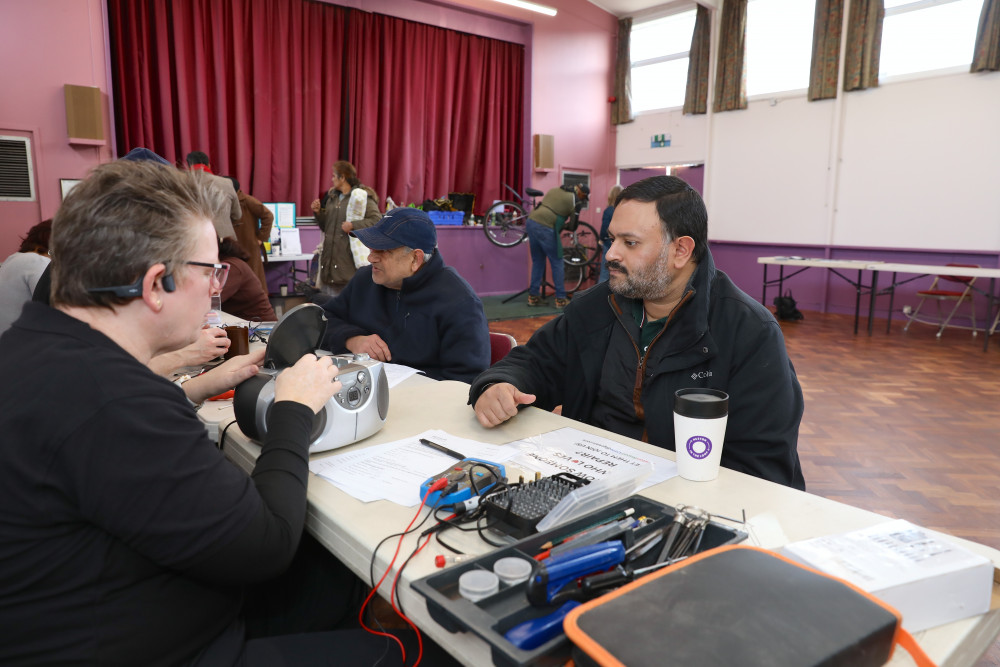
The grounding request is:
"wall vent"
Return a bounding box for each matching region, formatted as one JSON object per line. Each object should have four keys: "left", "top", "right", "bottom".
{"left": 0, "top": 136, "right": 36, "bottom": 201}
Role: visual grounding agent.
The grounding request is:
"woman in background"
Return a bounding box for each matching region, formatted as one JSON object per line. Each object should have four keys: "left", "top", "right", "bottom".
{"left": 598, "top": 184, "right": 622, "bottom": 283}
{"left": 310, "top": 161, "right": 380, "bottom": 296}
{"left": 0, "top": 219, "right": 52, "bottom": 336}
{"left": 219, "top": 237, "right": 276, "bottom": 322}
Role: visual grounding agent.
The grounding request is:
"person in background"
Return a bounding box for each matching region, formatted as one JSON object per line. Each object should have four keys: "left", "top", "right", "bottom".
{"left": 219, "top": 236, "right": 277, "bottom": 322}
{"left": 0, "top": 219, "right": 52, "bottom": 336}
{"left": 319, "top": 208, "right": 490, "bottom": 382}
{"left": 598, "top": 184, "right": 623, "bottom": 283}
{"left": 0, "top": 160, "right": 402, "bottom": 666}
{"left": 310, "top": 161, "right": 380, "bottom": 296}
{"left": 225, "top": 176, "right": 273, "bottom": 291}
{"left": 185, "top": 150, "right": 240, "bottom": 239}
{"left": 525, "top": 183, "right": 589, "bottom": 309}
{"left": 470, "top": 175, "right": 805, "bottom": 490}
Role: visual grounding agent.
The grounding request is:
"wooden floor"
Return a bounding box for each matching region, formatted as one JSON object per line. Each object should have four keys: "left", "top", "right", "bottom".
{"left": 489, "top": 309, "right": 1000, "bottom": 665}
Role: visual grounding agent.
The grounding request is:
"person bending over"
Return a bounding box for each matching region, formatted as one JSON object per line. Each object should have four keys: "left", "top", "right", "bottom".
{"left": 0, "top": 160, "right": 401, "bottom": 666}
{"left": 525, "top": 183, "right": 589, "bottom": 309}
{"left": 319, "top": 207, "right": 490, "bottom": 383}
{"left": 469, "top": 175, "right": 805, "bottom": 489}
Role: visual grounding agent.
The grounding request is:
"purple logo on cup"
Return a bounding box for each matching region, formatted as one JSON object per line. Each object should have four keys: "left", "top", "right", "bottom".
{"left": 686, "top": 435, "right": 712, "bottom": 460}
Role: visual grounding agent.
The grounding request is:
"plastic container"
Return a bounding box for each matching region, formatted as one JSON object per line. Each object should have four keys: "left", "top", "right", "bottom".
{"left": 427, "top": 210, "right": 464, "bottom": 226}
{"left": 493, "top": 557, "right": 533, "bottom": 586}
{"left": 459, "top": 569, "right": 499, "bottom": 602}
{"left": 412, "top": 495, "right": 748, "bottom": 667}
{"left": 534, "top": 462, "right": 653, "bottom": 533}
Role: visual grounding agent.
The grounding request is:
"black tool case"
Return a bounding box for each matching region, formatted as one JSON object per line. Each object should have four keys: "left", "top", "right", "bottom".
{"left": 410, "top": 495, "right": 747, "bottom": 667}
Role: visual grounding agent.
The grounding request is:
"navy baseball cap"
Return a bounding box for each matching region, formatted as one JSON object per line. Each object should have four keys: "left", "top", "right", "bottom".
{"left": 351, "top": 207, "right": 437, "bottom": 254}
{"left": 119, "top": 147, "right": 171, "bottom": 166}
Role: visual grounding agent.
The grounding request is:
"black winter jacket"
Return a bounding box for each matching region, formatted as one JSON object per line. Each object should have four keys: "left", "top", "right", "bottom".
{"left": 469, "top": 250, "right": 805, "bottom": 489}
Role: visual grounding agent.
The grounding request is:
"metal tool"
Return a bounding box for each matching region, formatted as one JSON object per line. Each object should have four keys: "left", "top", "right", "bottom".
{"left": 654, "top": 505, "right": 710, "bottom": 564}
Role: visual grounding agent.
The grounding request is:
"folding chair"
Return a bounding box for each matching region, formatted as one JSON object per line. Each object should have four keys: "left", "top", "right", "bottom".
{"left": 902, "top": 263, "right": 979, "bottom": 338}
{"left": 488, "top": 332, "right": 517, "bottom": 366}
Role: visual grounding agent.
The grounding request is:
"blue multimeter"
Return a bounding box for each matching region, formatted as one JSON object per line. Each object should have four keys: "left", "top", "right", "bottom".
{"left": 419, "top": 458, "right": 505, "bottom": 507}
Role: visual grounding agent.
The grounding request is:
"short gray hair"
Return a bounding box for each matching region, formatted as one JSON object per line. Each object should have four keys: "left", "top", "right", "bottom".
{"left": 51, "top": 160, "right": 228, "bottom": 308}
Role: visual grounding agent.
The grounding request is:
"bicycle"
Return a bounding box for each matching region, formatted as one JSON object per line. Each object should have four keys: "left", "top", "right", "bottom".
{"left": 482, "top": 183, "right": 542, "bottom": 248}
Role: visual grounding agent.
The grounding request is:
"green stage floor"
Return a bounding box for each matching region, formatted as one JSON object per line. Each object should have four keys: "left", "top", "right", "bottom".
{"left": 481, "top": 293, "right": 564, "bottom": 321}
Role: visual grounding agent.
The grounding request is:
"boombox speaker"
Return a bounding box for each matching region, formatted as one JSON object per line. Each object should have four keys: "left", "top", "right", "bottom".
{"left": 234, "top": 304, "right": 389, "bottom": 453}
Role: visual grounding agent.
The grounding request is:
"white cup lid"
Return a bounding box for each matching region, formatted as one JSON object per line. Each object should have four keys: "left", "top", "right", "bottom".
{"left": 459, "top": 569, "right": 499, "bottom": 601}
{"left": 493, "top": 557, "right": 533, "bottom": 585}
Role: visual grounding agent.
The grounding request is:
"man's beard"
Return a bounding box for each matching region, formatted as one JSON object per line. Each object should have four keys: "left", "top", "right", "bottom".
{"left": 607, "top": 245, "right": 673, "bottom": 301}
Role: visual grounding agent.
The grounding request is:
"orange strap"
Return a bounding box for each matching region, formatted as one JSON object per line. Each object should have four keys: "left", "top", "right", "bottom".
{"left": 895, "top": 626, "right": 937, "bottom": 667}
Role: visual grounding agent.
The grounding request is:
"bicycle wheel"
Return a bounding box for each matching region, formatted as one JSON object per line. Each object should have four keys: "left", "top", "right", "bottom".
{"left": 562, "top": 256, "right": 586, "bottom": 293}
{"left": 561, "top": 222, "right": 600, "bottom": 293}
{"left": 483, "top": 201, "right": 529, "bottom": 247}
{"left": 562, "top": 222, "right": 601, "bottom": 267}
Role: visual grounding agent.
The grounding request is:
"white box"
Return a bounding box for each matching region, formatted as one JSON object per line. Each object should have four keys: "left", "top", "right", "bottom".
{"left": 783, "top": 519, "right": 993, "bottom": 632}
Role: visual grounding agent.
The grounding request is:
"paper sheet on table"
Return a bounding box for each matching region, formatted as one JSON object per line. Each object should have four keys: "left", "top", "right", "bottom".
{"left": 502, "top": 426, "right": 677, "bottom": 491}
{"left": 383, "top": 363, "right": 421, "bottom": 388}
{"left": 308, "top": 429, "right": 520, "bottom": 506}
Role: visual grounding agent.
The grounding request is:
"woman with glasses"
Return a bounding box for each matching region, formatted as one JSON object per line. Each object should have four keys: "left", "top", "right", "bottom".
{"left": 0, "top": 161, "right": 400, "bottom": 666}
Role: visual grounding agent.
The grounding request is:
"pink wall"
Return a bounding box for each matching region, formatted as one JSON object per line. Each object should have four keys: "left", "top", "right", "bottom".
{"left": 0, "top": 0, "right": 113, "bottom": 259}
{"left": 0, "top": 0, "right": 618, "bottom": 259}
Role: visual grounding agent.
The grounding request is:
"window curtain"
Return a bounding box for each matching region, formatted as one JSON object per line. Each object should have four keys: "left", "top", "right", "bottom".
{"left": 971, "top": 0, "right": 1000, "bottom": 72}
{"left": 611, "top": 18, "right": 633, "bottom": 126}
{"left": 108, "top": 0, "right": 524, "bottom": 215}
{"left": 713, "top": 0, "right": 748, "bottom": 112}
{"left": 683, "top": 5, "right": 711, "bottom": 115}
{"left": 843, "top": 0, "right": 884, "bottom": 91}
{"left": 808, "top": 0, "right": 844, "bottom": 101}
{"left": 345, "top": 12, "right": 523, "bottom": 211}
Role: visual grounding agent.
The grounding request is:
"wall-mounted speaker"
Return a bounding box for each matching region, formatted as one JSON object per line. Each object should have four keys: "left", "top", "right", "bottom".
{"left": 533, "top": 134, "right": 554, "bottom": 170}
{"left": 64, "top": 84, "right": 104, "bottom": 142}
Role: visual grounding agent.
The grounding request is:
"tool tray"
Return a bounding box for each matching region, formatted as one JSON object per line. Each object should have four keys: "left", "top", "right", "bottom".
{"left": 410, "top": 495, "right": 747, "bottom": 667}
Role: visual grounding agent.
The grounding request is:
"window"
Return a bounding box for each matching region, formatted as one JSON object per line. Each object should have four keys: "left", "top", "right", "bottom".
{"left": 745, "top": 0, "right": 817, "bottom": 97}
{"left": 630, "top": 9, "right": 697, "bottom": 113}
{"left": 879, "top": 0, "right": 985, "bottom": 80}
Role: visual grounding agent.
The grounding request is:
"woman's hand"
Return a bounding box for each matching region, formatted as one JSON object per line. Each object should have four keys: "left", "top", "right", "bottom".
{"left": 182, "top": 347, "right": 266, "bottom": 404}
{"left": 274, "top": 354, "right": 342, "bottom": 414}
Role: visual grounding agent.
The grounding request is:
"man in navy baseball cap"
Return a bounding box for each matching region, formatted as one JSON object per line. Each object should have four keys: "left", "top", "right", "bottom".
{"left": 320, "top": 207, "right": 490, "bottom": 382}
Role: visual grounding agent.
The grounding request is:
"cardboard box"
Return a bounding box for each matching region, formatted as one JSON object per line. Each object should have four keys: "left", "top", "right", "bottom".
{"left": 783, "top": 519, "right": 993, "bottom": 632}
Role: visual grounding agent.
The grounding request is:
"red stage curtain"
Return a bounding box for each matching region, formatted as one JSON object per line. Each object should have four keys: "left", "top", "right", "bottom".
{"left": 108, "top": 0, "right": 523, "bottom": 216}
{"left": 345, "top": 11, "right": 524, "bottom": 211}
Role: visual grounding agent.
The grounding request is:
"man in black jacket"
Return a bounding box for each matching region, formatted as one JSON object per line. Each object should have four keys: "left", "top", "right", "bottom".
{"left": 470, "top": 175, "right": 805, "bottom": 489}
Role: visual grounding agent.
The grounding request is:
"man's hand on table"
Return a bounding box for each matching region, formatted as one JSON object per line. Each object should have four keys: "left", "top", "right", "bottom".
{"left": 474, "top": 382, "right": 536, "bottom": 428}
{"left": 346, "top": 334, "right": 391, "bottom": 362}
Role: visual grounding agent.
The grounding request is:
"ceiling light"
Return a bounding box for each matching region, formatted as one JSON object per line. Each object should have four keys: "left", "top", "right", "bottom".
{"left": 490, "top": 0, "right": 558, "bottom": 17}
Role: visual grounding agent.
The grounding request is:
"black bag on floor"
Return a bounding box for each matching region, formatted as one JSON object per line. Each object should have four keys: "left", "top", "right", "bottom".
{"left": 773, "top": 290, "right": 804, "bottom": 321}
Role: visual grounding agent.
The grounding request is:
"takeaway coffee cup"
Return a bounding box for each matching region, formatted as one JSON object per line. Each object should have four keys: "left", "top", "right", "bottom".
{"left": 223, "top": 325, "right": 250, "bottom": 360}
{"left": 673, "top": 388, "right": 729, "bottom": 482}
